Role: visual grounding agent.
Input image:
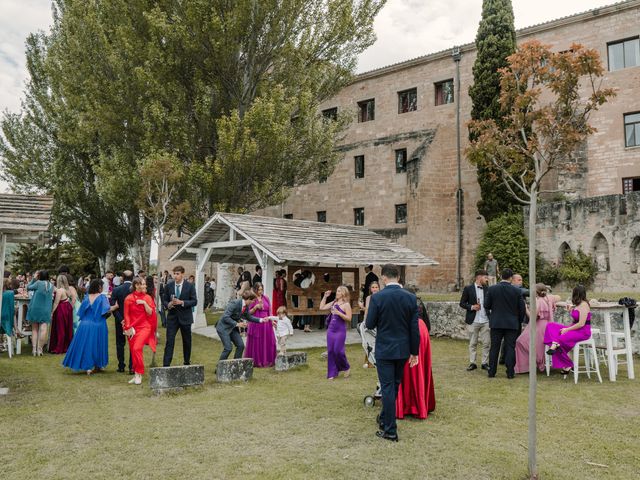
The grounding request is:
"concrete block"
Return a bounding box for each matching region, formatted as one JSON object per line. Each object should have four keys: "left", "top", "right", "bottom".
{"left": 216, "top": 358, "right": 253, "bottom": 382}
{"left": 0, "top": 387, "right": 9, "bottom": 396}
{"left": 149, "top": 365, "right": 204, "bottom": 393}
{"left": 275, "top": 352, "right": 308, "bottom": 371}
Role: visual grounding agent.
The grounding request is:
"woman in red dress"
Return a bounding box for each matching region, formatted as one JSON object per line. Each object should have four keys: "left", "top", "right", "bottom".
{"left": 272, "top": 270, "right": 287, "bottom": 315}
{"left": 123, "top": 278, "right": 157, "bottom": 385}
{"left": 396, "top": 318, "right": 436, "bottom": 420}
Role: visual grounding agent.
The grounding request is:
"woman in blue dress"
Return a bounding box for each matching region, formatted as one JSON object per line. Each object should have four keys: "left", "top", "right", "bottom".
{"left": 2, "top": 279, "right": 15, "bottom": 338}
{"left": 27, "top": 270, "right": 54, "bottom": 356}
{"left": 62, "top": 279, "right": 114, "bottom": 375}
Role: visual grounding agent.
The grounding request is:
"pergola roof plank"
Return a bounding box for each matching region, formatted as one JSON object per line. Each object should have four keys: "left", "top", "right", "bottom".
{"left": 170, "top": 212, "right": 438, "bottom": 266}
{"left": 0, "top": 194, "right": 54, "bottom": 237}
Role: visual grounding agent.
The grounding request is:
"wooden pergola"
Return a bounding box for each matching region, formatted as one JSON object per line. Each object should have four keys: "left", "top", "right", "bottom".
{"left": 169, "top": 212, "right": 438, "bottom": 327}
{"left": 0, "top": 194, "right": 54, "bottom": 330}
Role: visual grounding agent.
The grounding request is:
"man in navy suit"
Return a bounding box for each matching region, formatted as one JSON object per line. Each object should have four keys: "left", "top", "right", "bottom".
{"left": 365, "top": 264, "right": 420, "bottom": 442}
{"left": 111, "top": 270, "right": 134, "bottom": 373}
{"left": 162, "top": 265, "right": 198, "bottom": 367}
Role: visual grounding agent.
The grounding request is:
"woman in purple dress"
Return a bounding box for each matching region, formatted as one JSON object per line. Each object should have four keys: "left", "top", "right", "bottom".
{"left": 244, "top": 282, "right": 276, "bottom": 367}
{"left": 544, "top": 285, "right": 592, "bottom": 374}
{"left": 320, "top": 286, "right": 352, "bottom": 380}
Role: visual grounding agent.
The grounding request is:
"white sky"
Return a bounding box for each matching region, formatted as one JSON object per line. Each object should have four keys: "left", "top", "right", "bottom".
{"left": 0, "top": 0, "right": 617, "bottom": 193}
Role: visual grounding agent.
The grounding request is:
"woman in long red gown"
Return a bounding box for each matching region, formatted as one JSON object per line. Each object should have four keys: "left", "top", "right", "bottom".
{"left": 396, "top": 318, "right": 436, "bottom": 419}
{"left": 272, "top": 270, "right": 287, "bottom": 315}
{"left": 123, "top": 278, "right": 157, "bottom": 385}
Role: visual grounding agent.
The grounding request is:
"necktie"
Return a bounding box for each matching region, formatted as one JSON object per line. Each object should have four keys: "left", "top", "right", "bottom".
{"left": 176, "top": 284, "right": 181, "bottom": 299}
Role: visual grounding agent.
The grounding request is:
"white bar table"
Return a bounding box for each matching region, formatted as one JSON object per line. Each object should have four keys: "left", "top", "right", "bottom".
{"left": 591, "top": 303, "right": 635, "bottom": 382}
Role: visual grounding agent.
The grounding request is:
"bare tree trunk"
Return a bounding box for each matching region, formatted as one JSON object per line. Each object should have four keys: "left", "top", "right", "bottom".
{"left": 528, "top": 187, "right": 539, "bottom": 480}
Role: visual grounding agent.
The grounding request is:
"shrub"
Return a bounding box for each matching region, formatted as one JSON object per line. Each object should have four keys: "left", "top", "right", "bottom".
{"left": 536, "top": 253, "right": 561, "bottom": 287}
{"left": 558, "top": 249, "right": 597, "bottom": 287}
{"left": 474, "top": 213, "right": 529, "bottom": 284}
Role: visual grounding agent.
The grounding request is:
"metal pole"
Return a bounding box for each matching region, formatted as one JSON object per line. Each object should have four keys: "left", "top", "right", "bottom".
{"left": 452, "top": 47, "right": 463, "bottom": 290}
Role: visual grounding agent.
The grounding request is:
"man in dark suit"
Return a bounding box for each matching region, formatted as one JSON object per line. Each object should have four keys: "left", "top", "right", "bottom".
{"left": 111, "top": 270, "right": 134, "bottom": 373}
{"left": 252, "top": 265, "right": 262, "bottom": 287}
{"left": 484, "top": 268, "right": 526, "bottom": 379}
{"left": 366, "top": 264, "right": 420, "bottom": 442}
{"left": 459, "top": 270, "right": 490, "bottom": 372}
{"left": 215, "top": 290, "right": 267, "bottom": 362}
{"left": 162, "top": 265, "right": 198, "bottom": 367}
{"left": 362, "top": 264, "right": 379, "bottom": 301}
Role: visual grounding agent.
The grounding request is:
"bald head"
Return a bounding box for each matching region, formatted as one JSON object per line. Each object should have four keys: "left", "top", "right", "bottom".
{"left": 123, "top": 270, "right": 134, "bottom": 282}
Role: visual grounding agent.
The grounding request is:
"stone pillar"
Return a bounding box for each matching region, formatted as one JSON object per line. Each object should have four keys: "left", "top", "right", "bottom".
{"left": 263, "top": 257, "right": 274, "bottom": 314}
{"left": 215, "top": 263, "right": 236, "bottom": 309}
{"left": 194, "top": 248, "right": 207, "bottom": 328}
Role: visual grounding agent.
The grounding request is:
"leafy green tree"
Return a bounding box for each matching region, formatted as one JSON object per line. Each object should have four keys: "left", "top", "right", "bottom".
{"left": 10, "top": 241, "right": 100, "bottom": 278}
{"left": 468, "top": 0, "right": 518, "bottom": 221}
{"left": 558, "top": 249, "right": 597, "bottom": 287}
{"left": 468, "top": 40, "right": 615, "bottom": 480}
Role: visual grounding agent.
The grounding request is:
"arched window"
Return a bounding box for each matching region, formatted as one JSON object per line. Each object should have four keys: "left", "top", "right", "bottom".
{"left": 558, "top": 242, "right": 571, "bottom": 264}
{"left": 630, "top": 237, "right": 640, "bottom": 273}
{"left": 590, "top": 233, "right": 610, "bottom": 272}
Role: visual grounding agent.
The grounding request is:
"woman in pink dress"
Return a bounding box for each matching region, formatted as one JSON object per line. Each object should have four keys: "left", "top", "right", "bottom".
{"left": 544, "top": 285, "right": 592, "bottom": 374}
{"left": 515, "top": 284, "right": 560, "bottom": 373}
{"left": 244, "top": 282, "right": 277, "bottom": 367}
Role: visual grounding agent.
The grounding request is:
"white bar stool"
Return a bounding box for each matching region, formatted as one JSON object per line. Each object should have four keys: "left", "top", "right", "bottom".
{"left": 572, "top": 336, "right": 602, "bottom": 384}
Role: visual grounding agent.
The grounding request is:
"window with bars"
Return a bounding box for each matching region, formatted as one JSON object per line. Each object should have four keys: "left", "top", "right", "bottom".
{"left": 354, "top": 207, "right": 364, "bottom": 226}
{"left": 322, "top": 107, "right": 337, "bottom": 121}
{"left": 395, "top": 148, "right": 407, "bottom": 173}
{"left": 625, "top": 112, "right": 640, "bottom": 147}
{"left": 395, "top": 204, "right": 407, "bottom": 224}
{"left": 354, "top": 155, "right": 365, "bottom": 179}
{"left": 623, "top": 177, "right": 640, "bottom": 194}
{"left": 398, "top": 88, "right": 417, "bottom": 114}
{"left": 435, "top": 79, "right": 454, "bottom": 106}
{"left": 608, "top": 37, "right": 640, "bottom": 71}
{"left": 317, "top": 211, "right": 326, "bottom": 223}
{"left": 357, "top": 99, "right": 375, "bottom": 122}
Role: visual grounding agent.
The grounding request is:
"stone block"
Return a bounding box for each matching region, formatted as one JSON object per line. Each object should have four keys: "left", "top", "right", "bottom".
{"left": 216, "top": 358, "right": 253, "bottom": 382}
{"left": 149, "top": 365, "right": 204, "bottom": 393}
{"left": 275, "top": 352, "right": 308, "bottom": 372}
{"left": 0, "top": 387, "right": 9, "bottom": 396}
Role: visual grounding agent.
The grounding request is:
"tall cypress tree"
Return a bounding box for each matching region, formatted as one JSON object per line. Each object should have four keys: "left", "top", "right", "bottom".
{"left": 469, "top": 0, "right": 517, "bottom": 221}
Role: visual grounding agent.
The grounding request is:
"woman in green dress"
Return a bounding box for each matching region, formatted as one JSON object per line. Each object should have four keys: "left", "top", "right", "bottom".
{"left": 27, "top": 270, "right": 54, "bottom": 356}
{"left": 1, "top": 278, "right": 15, "bottom": 338}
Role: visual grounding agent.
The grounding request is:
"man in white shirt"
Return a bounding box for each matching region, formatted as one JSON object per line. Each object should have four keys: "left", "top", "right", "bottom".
{"left": 101, "top": 271, "right": 114, "bottom": 295}
{"left": 459, "top": 270, "right": 490, "bottom": 371}
{"left": 112, "top": 272, "right": 122, "bottom": 287}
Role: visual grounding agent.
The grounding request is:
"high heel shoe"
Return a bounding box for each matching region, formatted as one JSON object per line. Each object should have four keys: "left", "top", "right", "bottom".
{"left": 86, "top": 369, "right": 94, "bottom": 376}
{"left": 128, "top": 376, "right": 137, "bottom": 384}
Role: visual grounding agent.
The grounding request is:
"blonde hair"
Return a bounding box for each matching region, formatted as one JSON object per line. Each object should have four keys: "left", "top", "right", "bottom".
{"left": 56, "top": 274, "right": 70, "bottom": 297}
{"left": 336, "top": 286, "right": 350, "bottom": 302}
{"left": 276, "top": 306, "right": 288, "bottom": 316}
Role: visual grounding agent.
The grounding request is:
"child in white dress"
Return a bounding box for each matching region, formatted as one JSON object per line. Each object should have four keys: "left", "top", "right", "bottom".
{"left": 268, "top": 306, "right": 294, "bottom": 355}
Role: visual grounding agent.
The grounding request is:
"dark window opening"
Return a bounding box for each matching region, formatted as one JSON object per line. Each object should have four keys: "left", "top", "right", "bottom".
{"left": 322, "top": 107, "right": 337, "bottom": 121}
{"left": 354, "top": 155, "right": 365, "bottom": 179}
{"left": 395, "top": 148, "right": 407, "bottom": 173}
{"left": 623, "top": 177, "right": 640, "bottom": 194}
{"left": 608, "top": 37, "right": 640, "bottom": 71}
{"left": 319, "top": 161, "right": 328, "bottom": 183}
{"left": 435, "top": 79, "right": 454, "bottom": 106}
{"left": 283, "top": 214, "right": 293, "bottom": 219}
{"left": 395, "top": 204, "right": 407, "bottom": 224}
{"left": 317, "top": 211, "right": 326, "bottom": 223}
{"left": 625, "top": 112, "right": 640, "bottom": 147}
{"left": 354, "top": 207, "right": 364, "bottom": 226}
{"left": 358, "top": 99, "right": 375, "bottom": 122}
{"left": 398, "top": 88, "right": 417, "bottom": 114}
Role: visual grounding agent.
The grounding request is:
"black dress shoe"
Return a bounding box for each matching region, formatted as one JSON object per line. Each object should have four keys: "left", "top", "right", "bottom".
{"left": 117, "top": 368, "right": 125, "bottom": 373}
{"left": 481, "top": 363, "right": 489, "bottom": 370}
{"left": 487, "top": 374, "right": 496, "bottom": 378}
{"left": 466, "top": 363, "right": 478, "bottom": 371}
{"left": 507, "top": 374, "right": 515, "bottom": 379}
{"left": 375, "top": 431, "right": 398, "bottom": 442}
{"left": 128, "top": 370, "right": 134, "bottom": 375}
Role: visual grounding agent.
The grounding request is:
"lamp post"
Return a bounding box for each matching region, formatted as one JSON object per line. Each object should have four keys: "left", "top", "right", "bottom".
{"left": 452, "top": 46, "right": 463, "bottom": 291}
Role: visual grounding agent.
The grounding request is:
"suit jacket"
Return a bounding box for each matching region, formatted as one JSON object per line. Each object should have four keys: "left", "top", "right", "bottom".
{"left": 459, "top": 283, "right": 483, "bottom": 325}
{"left": 365, "top": 284, "right": 420, "bottom": 360}
{"left": 216, "top": 299, "right": 262, "bottom": 335}
{"left": 162, "top": 280, "right": 197, "bottom": 325}
{"left": 484, "top": 281, "right": 526, "bottom": 330}
{"left": 111, "top": 281, "right": 133, "bottom": 322}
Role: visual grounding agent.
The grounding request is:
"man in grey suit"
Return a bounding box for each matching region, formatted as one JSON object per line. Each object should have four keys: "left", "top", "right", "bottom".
{"left": 216, "top": 290, "right": 268, "bottom": 361}
{"left": 484, "top": 268, "right": 526, "bottom": 379}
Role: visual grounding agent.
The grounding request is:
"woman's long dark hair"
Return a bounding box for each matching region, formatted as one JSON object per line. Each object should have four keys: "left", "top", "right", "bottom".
{"left": 88, "top": 278, "right": 103, "bottom": 294}
{"left": 38, "top": 270, "right": 49, "bottom": 282}
{"left": 571, "top": 285, "right": 588, "bottom": 306}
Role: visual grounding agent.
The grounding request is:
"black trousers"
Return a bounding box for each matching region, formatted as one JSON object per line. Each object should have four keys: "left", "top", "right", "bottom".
{"left": 376, "top": 358, "right": 408, "bottom": 436}
{"left": 217, "top": 328, "right": 244, "bottom": 360}
{"left": 114, "top": 317, "right": 132, "bottom": 371}
{"left": 489, "top": 328, "right": 518, "bottom": 377}
{"left": 163, "top": 317, "right": 192, "bottom": 367}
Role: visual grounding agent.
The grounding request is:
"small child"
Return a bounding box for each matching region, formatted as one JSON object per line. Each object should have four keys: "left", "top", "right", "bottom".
{"left": 267, "top": 306, "right": 294, "bottom": 355}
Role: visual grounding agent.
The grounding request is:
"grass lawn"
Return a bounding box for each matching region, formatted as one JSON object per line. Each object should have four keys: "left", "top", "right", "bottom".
{"left": 1, "top": 323, "right": 639, "bottom": 480}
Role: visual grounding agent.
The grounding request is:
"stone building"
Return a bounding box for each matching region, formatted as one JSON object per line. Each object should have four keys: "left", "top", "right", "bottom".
{"left": 161, "top": 1, "right": 640, "bottom": 291}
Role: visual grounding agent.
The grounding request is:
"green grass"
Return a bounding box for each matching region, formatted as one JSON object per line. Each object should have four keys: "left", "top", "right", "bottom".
{"left": 1, "top": 324, "right": 639, "bottom": 480}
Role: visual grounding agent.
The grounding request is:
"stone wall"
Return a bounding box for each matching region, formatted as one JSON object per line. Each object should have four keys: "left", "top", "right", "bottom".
{"left": 529, "top": 192, "right": 640, "bottom": 291}
{"left": 427, "top": 301, "right": 640, "bottom": 354}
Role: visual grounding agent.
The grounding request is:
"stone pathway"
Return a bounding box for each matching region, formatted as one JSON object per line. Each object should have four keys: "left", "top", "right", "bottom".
{"left": 192, "top": 325, "right": 362, "bottom": 349}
